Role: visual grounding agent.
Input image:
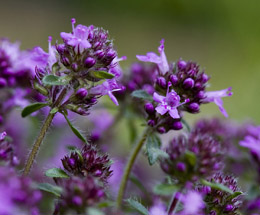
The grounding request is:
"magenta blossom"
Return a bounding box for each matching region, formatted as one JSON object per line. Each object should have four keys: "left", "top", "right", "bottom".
{"left": 202, "top": 87, "right": 233, "bottom": 117}
{"left": 136, "top": 39, "right": 169, "bottom": 75}
{"left": 153, "top": 83, "right": 189, "bottom": 119}
{"left": 90, "top": 79, "right": 123, "bottom": 106}
{"left": 60, "top": 19, "right": 92, "bottom": 54}
{"left": 180, "top": 191, "right": 205, "bottom": 215}
{"left": 149, "top": 201, "right": 167, "bottom": 215}
{"left": 240, "top": 125, "right": 260, "bottom": 159}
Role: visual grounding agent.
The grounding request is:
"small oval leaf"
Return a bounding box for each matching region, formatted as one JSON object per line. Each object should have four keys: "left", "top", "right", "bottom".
{"left": 126, "top": 199, "right": 149, "bottom": 215}
{"left": 21, "top": 103, "right": 49, "bottom": 118}
{"left": 201, "top": 179, "right": 234, "bottom": 194}
{"left": 131, "top": 90, "right": 153, "bottom": 102}
{"left": 91, "top": 71, "right": 115, "bottom": 79}
{"left": 42, "top": 74, "right": 71, "bottom": 86}
{"left": 45, "top": 168, "right": 69, "bottom": 178}
{"left": 37, "top": 183, "right": 63, "bottom": 197}
{"left": 62, "top": 113, "right": 87, "bottom": 143}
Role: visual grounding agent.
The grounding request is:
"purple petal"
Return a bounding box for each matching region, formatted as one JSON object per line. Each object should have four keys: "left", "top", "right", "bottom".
{"left": 108, "top": 91, "right": 119, "bottom": 106}
{"left": 153, "top": 92, "right": 165, "bottom": 103}
{"left": 168, "top": 108, "right": 180, "bottom": 119}
{"left": 136, "top": 52, "right": 160, "bottom": 63}
{"left": 155, "top": 105, "right": 168, "bottom": 115}
{"left": 214, "top": 97, "right": 228, "bottom": 117}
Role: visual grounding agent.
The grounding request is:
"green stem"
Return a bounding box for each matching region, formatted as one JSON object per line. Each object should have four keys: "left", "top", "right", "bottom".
{"left": 23, "top": 111, "right": 55, "bottom": 176}
{"left": 116, "top": 128, "right": 150, "bottom": 209}
{"left": 23, "top": 88, "right": 67, "bottom": 176}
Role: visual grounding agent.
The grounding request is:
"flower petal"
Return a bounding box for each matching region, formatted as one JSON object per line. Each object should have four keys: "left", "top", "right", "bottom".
{"left": 155, "top": 105, "right": 168, "bottom": 115}
{"left": 169, "top": 108, "right": 180, "bottom": 119}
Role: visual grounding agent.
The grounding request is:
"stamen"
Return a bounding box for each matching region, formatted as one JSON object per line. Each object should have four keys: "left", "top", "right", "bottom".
{"left": 71, "top": 18, "right": 76, "bottom": 34}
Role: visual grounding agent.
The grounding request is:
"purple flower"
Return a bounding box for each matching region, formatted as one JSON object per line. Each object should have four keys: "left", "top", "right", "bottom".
{"left": 60, "top": 19, "right": 92, "bottom": 54}
{"left": 54, "top": 176, "right": 105, "bottom": 215}
{"left": 202, "top": 87, "right": 233, "bottom": 117}
{"left": 149, "top": 201, "right": 167, "bottom": 215}
{"left": 0, "top": 166, "right": 42, "bottom": 215}
{"left": 240, "top": 125, "right": 260, "bottom": 159}
{"left": 180, "top": 191, "right": 205, "bottom": 215}
{"left": 136, "top": 39, "right": 169, "bottom": 75}
{"left": 153, "top": 82, "right": 189, "bottom": 119}
{"left": 90, "top": 79, "right": 123, "bottom": 106}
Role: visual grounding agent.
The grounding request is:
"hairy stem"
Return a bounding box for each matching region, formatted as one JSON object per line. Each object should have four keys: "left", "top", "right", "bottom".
{"left": 168, "top": 191, "right": 181, "bottom": 215}
{"left": 23, "top": 88, "right": 67, "bottom": 176}
{"left": 116, "top": 128, "right": 150, "bottom": 209}
{"left": 23, "top": 111, "right": 55, "bottom": 176}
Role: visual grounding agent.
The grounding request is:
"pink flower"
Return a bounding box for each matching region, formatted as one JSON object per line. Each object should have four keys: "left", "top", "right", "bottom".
{"left": 153, "top": 83, "right": 189, "bottom": 119}
{"left": 202, "top": 87, "right": 233, "bottom": 117}
{"left": 60, "top": 19, "right": 92, "bottom": 54}
{"left": 136, "top": 39, "right": 169, "bottom": 75}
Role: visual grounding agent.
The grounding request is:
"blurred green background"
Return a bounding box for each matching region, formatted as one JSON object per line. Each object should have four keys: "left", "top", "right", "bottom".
{"left": 1, "top": 0, "right": 260, "bottom": 123}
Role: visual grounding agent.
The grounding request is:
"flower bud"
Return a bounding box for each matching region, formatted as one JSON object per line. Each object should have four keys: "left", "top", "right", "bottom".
{"left": 172, "top": 121, "right": 183, "bottom": 130}
{"left": 145, "top": 103, "right": 155, "bottom": 115}
{"left": 85, "top": 57, "right": 96, "bottom": 68}
{"left": 176, "top": 162, "right": 186, "bottom": 172}
{"left": 0, "top": 78, "right": 7, "bottom": 88}
{"left": 156, "top": 77, "right": 167, "bottom": 88}
{"left": 170, "top": 74, "right": 178, "bottom": 85}
{"left": 95, "top": 50, "right": 105, "bottom": 59}
{"left": 157, "top": 126, "right": 166, "bottom": 134}
{"left": 76, "top": 88, "right": 88, "bottom": 99}
{"left": 188, "top": 102, "right": 200, "bottom": 113}
{"left": 148, "top": 120, "right": 155, "bottom": 127}
{"left": 183, "top": 78, "right": 194, "bottom": 89}
{"left": 177, "top": 60, "right": 187, "bottom": 70}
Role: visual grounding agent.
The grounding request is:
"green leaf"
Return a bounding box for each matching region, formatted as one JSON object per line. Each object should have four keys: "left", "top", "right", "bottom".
{"left": 146, "top": 133, "right": 167, "bottom": 165}
{"left": 126, "top": 199, "right": 149, "bottom": 215}
{"left": 86, "top": 208, "right": 104, "bottom": 215}
{"left": 91, "top": 71, "right": 115, "bottom": 79}
{"left": 21, "top": 103, "right": 49, "bottom": 118}
{"left": 97, "top": 201, "right": 115, "bottom": 208}
{"left": 45, "top": 168, "right": 69, "bottom": 178}
{"left": 181, "top": 118, "right": 191, "bottom": 132}
{"left": 226, "top": 191, "right": 243, "bottom": 201}
{"left": 153, "top": 183, "right": 178, "bottom": 196}
{"left": 131, "top": 90, "right": 153, "bottom": 102}
{"left": 130, "top": 175, "right": 148, "bottom": 194}
{"left": 62, "top": 113, "right": 87, "bottom": 143}
{"left": 42, "top": 74, "right": 71, "bottom": 86}
{"left": 184, "top": 151, "right": 197, "bottom": 166}
{"left": 201, "top": 179, "right": 234, "bottom": 194}
{"left": 37, "top": 183, "right": 63, "bottom": 197}
{"left": 50, "top": 107, "right": 59, "bottom": 114}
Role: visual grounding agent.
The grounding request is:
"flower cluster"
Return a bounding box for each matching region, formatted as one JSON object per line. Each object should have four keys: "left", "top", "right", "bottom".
{"left": 32, "top": 18, "right": 125, "bottom": 116}
{"left": 61, "top": 144, "right": 112, "bottom": 182}
{"left": 137, "top": 40, "right": 232, "bottom": 133}
{"left": 54, "top": 176, "right": 104, "bottom": 215}
{"left": 161, "top": 129, "right": 223, "bottom": 183}
{"left": 201, "top": 173, "right": 242, "bottom": 215}
{"left": 0, "top": 166, "right": 42, "bottom": 215}
{"left": 0, "top": 131, "right": 18, "bottom": 165}
{"left": 0, "top": 39, "right": 47, "bottom": 123}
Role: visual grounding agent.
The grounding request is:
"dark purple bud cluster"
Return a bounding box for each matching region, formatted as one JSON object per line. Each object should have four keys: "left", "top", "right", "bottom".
{"left": 161, "top": 130, "right": 222, "bottom": 183}
{"left": 173, "top": 59, "right": 209, "bottom": 113}
{"left": 136, "top": 40, "right": 232, "bottom": 133}
{"left": 0, "top": 166, "right": 42, "bottom": 215}
{"left": 32, "top": 19, "right": 125, "bottom": 116}
{"left": 202, "top": 173, "right": 242, "bottom": 215}
{"left": 0, "top": 39, "right": 46, "bottom": 123}
{"left": 0, "top": 131, "right": 18, "bottom": 165}
{"left": 61, "top": 144, "right": 112, "bottom": 183}
{"left": 54, "top": 176, "right": 104, "bottom": 215}
{"left": 58, "top": 22, "right": 118, "bottom": 79}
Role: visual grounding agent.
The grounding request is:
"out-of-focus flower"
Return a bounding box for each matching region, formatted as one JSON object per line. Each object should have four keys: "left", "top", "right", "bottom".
{"left": 54, "top": 176, "right": 105, "bottom": 215}
{"left": 0, "top": 131, "right": 18, "bottom": 165}
{"left": 0, "top": 166, "right": 42, "bottom": 215}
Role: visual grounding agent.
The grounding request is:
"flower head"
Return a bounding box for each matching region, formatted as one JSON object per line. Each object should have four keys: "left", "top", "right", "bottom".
{"left": 61, "top": 144, "right": 112, "bottom": 183}
{"left": 54, "top": 176, "right": 104, "bottom": 215}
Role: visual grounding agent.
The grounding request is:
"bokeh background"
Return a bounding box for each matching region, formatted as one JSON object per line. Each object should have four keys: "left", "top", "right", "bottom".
{"left": 1, "top": 0, "right": 260, "bottom": 123}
